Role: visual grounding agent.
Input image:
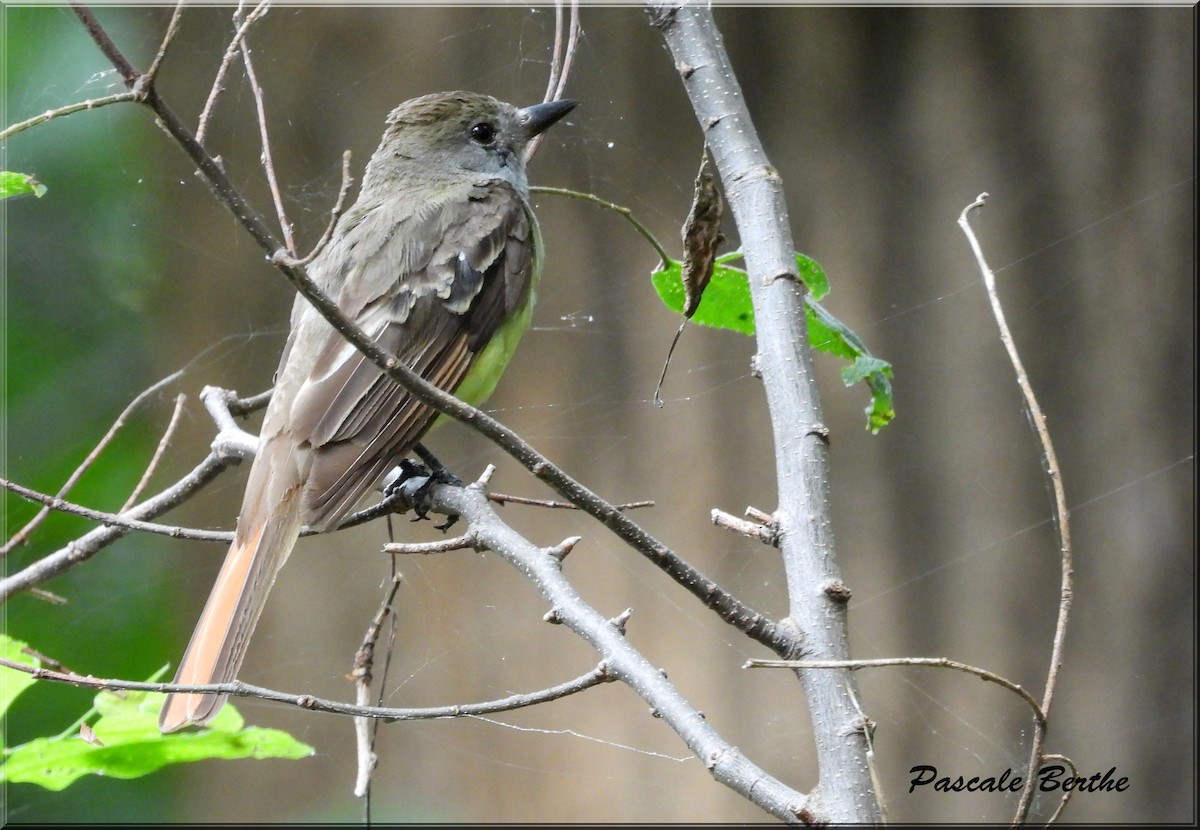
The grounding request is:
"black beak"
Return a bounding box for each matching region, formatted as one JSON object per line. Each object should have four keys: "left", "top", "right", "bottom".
{"left": 519, "top": 99, "right": 578, "bottom": 137}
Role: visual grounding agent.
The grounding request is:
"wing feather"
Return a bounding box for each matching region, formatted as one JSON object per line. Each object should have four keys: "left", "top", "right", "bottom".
{"left": 285, "top": 181, "right": 533, "bottom": 530}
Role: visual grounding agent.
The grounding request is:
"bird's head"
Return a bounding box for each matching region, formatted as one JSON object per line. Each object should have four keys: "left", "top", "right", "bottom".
{"left": 372, "top": 91, "right": 576, "bottom": 193}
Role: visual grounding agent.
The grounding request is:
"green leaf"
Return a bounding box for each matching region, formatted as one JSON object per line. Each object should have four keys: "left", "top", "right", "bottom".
{"left": 655, "top": 252, "right": 831, "bottom": 336}
{"left": 0, "top": 636, "right": 41, "bottom": 732}
{"left": 809, "top": 300, "right": 895, "bottom": 433}
{"left": 652, "top": 258, "right": 755, "bottom": 335}
{"left": 0, "top": 667, "right": 314, "bottom": 790}
{"left": 1, "top": 170, "right": 48, "bottom": 199}
{"left": 843, "top": 356, "right": 896, "bottom": 433}
{"left": 841, "top": 355, "right": 891, "bottom": 386}
{"left": 651, "top": 253, "right": 895, "bottom": 431}
{"left": 794, "top": 253, "right": 830, "bottom": 301}
{"left": 805, "top": 300, "right": 857, "bottom": 362}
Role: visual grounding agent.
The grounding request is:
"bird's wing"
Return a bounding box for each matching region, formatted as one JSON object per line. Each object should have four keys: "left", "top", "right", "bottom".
{"left": 284, "top": 180, "right": 535, "bottom": 529}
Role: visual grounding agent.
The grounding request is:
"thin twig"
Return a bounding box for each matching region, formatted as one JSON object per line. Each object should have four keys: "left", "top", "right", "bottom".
{"left": 71, "top": 4, "right": 141, "bottom": 85}
{"left": 2, "top": 369, "right": 185, "bottom": 556}
{"left": 746, "top": 657, "right": 1046, "bottom": 725}
{"left": 2, "top": 476, "right": 234, "bottom": 544}
{"left": 332, "top": 492, "right": 406, "bottom": 531}
{"left": 526, "top": 0, "right": 580, "bottom": 161}
{"left": 711, "top": 507, "right": 778, "bottom": 547}
{"left": 0, "top": 655, "right": 616, "bottom": 722}
{"left": 237, "top": 5, "right": 295, "bottom": 255}
{"left": 196, "top": 0, "right": 270, "bottom": 145}
{"left": 958, "top": 194, "right": 1073, "bottom": 826}
{"left": 3, "top": 471, "right": 412, "bottom": 551}
{"left": 553, "top": 2, "right": 582, "bottom": 104}
{"left": 201, "top": 385, "right": 261, "bottom": 461}
{"left": 351, "top": 573, "right": 404, "bottom": 798}
{"left": 29, "top": 588, "right": 68, "bottom": 605}
{"left": 488, "top": 492, "right": 654, "bottom": 511}
{"left": 364, "top": 555, "right": 403, "bottom": 818}
{"left": 531, "top": 185, "right": 673, "bottom": 265}
{"left": 383, "top": 533, "right": 478, "bottom": 555}
{"left": 144, "top": 0, "right": 185, "bottom": 85}
{"left": 1040, "top": 754, "right": 1079, "bottom": 824}
{"left": 845, "top": 683, "right": 886, "bottom": 822}
{"left": 121, "top": 392, "right": 187, "bottom": 512}
{"left": 227, "top": 387, "right": 273, "bottom": 417}
{"left": 0, "top": 92, "right": 140, "bottom": 141}
{"left": 293, "top": 151, "right": 355, "bottom": 266}
{"left": 541, "top": 1, "right": 566, "bottom": 105}
{"left": 0, "top": 451, "right": 231, "bottom": 602}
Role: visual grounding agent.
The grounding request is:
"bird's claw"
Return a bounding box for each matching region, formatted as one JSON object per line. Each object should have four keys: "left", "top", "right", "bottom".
{"left": 383, "top": 458, "right": 461, "bottom": 530}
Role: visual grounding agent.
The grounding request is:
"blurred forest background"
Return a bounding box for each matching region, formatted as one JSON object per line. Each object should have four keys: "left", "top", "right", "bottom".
{"left": 3, "top": 3, "right": 1193, "bottom": 824}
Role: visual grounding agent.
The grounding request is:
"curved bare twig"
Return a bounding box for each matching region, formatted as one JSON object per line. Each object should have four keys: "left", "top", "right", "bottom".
{"left": 959, "top": 194, "right": 1074, "bottom": 825}
{"left": 747, "top": 656, "right": 1046, "bottom": 725}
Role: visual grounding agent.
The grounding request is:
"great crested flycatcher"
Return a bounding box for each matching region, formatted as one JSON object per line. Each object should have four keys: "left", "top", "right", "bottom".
{"left": 159, "top": 91, "right": 576, "bottom": 732}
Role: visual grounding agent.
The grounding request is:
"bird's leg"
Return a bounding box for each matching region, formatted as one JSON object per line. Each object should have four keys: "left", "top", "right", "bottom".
{"left": 381, "top": 446, "right": 463, "bottom": 530}
{"left": 412, "top": 444, "right": 465, "bottom": 489}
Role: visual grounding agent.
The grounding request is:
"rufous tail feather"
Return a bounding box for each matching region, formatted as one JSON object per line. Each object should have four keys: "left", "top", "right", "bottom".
{"left": 159, "top": 473, "right": 302, "bottom": 732}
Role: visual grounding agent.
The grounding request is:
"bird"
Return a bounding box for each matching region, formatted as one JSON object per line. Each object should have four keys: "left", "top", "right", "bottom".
{"left": 159, "top": 91, "right": 576, "bottom": 732}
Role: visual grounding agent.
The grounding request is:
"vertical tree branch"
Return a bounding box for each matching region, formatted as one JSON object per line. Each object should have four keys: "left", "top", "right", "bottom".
{"left": 646, "top": 2, "right": 881, "bottom": 823}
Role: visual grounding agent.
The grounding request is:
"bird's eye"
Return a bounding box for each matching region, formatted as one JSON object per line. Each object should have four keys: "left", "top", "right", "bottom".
{"left": 469, "top": 122, "right": 497, "bottom": 145}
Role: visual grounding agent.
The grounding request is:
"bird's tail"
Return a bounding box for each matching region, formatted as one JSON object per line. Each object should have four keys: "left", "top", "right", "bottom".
{"left": 159, "top": 440, "right": 304, "bottom": 732}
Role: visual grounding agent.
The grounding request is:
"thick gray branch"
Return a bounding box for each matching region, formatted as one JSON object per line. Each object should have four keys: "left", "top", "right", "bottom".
{"left": 647, "top": 2, "right": 881, "bottom": 822}
{"left": 432, "top": 478, "right": 810, "bottom": 824}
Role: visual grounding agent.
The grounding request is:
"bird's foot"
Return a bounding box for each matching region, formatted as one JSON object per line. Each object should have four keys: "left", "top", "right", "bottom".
{"left": 383, "top": 451, "right": 462, "bottom": 531}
